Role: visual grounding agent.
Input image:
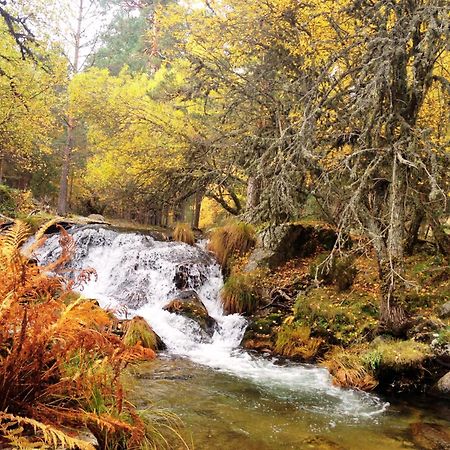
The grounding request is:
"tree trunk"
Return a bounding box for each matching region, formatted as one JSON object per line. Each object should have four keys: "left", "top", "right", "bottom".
{"left": 173, "top": 198, "right": 186, "bottom": 223}
{"left": 192, "top": 190, "right": 203, "bottom": 229}
{"left": 427, "top": 211, "right": 450, "bottom": 257}
{"left": 57, "top": 0, "right": 83, "bottom": 216}
{"left": 405, "top": 205, "right": 425, "bottom": 255}
{"left": 246, "top": 176, "right": 261, "bottom": 211}
{"left": 378, "top": 159, "right": 408, "bottom": 334}
{"left": 57, "top": 118, "right": 74, "bottom": 215}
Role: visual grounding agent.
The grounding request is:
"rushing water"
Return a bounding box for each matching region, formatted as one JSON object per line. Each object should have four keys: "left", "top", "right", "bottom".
{"left": 36, "top": 225, "right": 450, "bottom": 449}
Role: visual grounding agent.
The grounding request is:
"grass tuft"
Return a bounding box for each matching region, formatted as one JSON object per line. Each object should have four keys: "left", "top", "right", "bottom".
{"left": 208, "top": 221, "right": 256, "bottom": 268}
{"left": 173, "top": 223, "right": 195, "bottom": 245}
{"left": 123, "top": 316, "right": 161, "bottom": 351}
{"left": 322, "top": 347, "right": 378, "bottom": 391}
{"left": 274, "top": 323, "right": 324, "bottom": 360}
{"left": 220, "top": 272, "right": 260, "bottom": 315}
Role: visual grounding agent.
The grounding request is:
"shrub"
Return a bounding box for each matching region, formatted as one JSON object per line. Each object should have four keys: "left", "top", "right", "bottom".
{"left": 0, "top": 184, "right": 35, "bottom": 218}
{"left": 274, "top": 323, "right": 324, "bottom": 361}
{"left": 220, "top": 272, "right": 260, "bottom": 315}
{"left": 0, "top": 184, "right": 16, "bottom": 217}
{"left": 322, "top": 347, "right": 378, "bottom": 391}
{"left": 0, "top": 222, "right": 186, "bottom": 449}
{"left": 173, "top": 223, "right": 195, "bottom": 246}
{"left": 208, "top": 222, "right": 256, "bottom": 268}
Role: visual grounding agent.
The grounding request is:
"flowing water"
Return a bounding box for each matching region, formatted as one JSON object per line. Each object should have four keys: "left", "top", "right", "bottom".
{"left": 36, "top": 225, "right": 450, "bottom": 449}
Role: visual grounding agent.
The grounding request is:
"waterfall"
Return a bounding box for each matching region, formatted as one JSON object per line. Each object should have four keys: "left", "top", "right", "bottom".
{"left": 36, "top": 225, "right": 388, "bottom": 420}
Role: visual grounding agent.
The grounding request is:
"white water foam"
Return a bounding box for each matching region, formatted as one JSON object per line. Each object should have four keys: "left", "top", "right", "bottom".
{"left": 36, "top": 225, "right": 388, "bottom": 420}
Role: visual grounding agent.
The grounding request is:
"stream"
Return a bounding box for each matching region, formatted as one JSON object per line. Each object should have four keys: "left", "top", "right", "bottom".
{"left": 36, "top": 225, "right": 450, "bottom": 449}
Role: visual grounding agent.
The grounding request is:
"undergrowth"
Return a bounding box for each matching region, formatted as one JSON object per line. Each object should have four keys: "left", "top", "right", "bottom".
{"left": 173, "top": 223, "right": 195, "bottom": 246}
{"left": 0, "top": 221, "right": 189, "bottom": 449}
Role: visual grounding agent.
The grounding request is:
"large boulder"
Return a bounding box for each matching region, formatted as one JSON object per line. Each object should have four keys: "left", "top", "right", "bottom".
{"left": 164, "top": 290, "right": 217, "bottom": 336}
{"left": 245, "top": 224, "right": 337, "bottom": 271}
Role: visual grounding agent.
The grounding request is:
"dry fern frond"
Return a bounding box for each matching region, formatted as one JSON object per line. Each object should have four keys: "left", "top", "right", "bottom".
{"left": 0, "top": 413, "right": 95, "bottom": 450}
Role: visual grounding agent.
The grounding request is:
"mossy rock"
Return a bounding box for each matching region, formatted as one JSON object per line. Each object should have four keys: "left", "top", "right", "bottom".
{"left": 164, "top": 290, "right": 217, "bottom": 336}
{"left": 123, "top": 316, "right": 166, "bottom": 351}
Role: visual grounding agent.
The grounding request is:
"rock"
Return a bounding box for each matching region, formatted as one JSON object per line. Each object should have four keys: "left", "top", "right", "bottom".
{"left": 87, "top": 213, "right": 106, "bottom": 222}
{"left": 410, "top": 422, "right": 450, "bottom": 450}
{"left": 432, "top": 372, "right": 450, "bottom": 399}
{"left": 164, "top": 290, "right": 217, "bottom": 336}
{"left": 174, "top": 264, "right": 207, "bottom": 290}
{"left": 245, "top": 224, "right": 337, "bottom": 271}
{"left": 123, "top": 316, "right": 166, "bottom": 351}
{"left": 407, "top": 316, "right": 445, "bottom": 343}
{"left": 438, "top": 302, "right": 450, "bottom": 319}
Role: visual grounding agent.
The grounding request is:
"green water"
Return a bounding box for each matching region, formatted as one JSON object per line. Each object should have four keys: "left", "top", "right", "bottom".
{"left": 127, "top": 356, "right": 450, "bottom": 450}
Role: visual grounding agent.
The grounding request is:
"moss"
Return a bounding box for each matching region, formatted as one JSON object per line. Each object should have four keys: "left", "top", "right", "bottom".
{"left": 173, "top": 223, "right": 195, "bottom": 245}
{"left": 293, "top": 288, "right": 378, "bottom": 345}
{"left": 220, "top": 272, "right": 261, "bottom": 315}
{"left": 274, "top": 323, "right": 324, "bottom": 361}
{"left": 362, "top": 339, "right": 432, "bottom": 372}
{"left": 123, "top": 316, "right": 159, "bottom": 351}
{"left": 435, "top": 326, "right": 450, "bottom": 345}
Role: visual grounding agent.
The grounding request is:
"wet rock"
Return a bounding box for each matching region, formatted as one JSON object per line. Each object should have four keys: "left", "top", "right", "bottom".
{"left": 164, "top": 290, "right": 217, "bottom": 336}
{"left": 174, "top": 263, "right": 207, "bottom": 290}
{"left": 87, "top": 213, "right": 106, "bottom": 222}
{"left": 410, "top": 422, "right": 450, "bottom": 450}
{"left": 432, "top": 372, "right": 450, "bottom": 400}
{"left": 438, "top": 302, "right": 450, "bottom": 319}
{"left": 245, "top": 224, "right": 337, "bottom": 271}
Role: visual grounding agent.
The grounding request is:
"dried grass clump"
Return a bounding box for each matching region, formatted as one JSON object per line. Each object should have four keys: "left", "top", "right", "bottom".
{"left": 123, "top": 316, "right": 162, "bottom": 351}
{"left": 274, "top": 324, "right": 324, "bottom": 361}
{"left": 322, "top": 347, "right": 378, "bottom": 391}
{"left": 220, "top": 272, "right": 259, "bottom": 315}
{"left": 173, "top": 223, "right": 195, "bottom": 245}
{"left": 0, "top": 221, "right": 187, "bottom": 449}
{"left": 362, "top": 339, "right": 432, "bottom": 371}
{"left": 208, "top": 222, "right": 256, "bottom": 268}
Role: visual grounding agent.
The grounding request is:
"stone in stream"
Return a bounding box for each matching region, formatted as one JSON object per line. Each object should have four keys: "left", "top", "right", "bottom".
{"left": 174, "top": 263, "right": 207, "bottom": 290}
{"left": 431, "top": 372, "right": 450, "bottom": 400}
{"left": 164, "top": 290, "right": 217, "bottom": 336}
{"left": 410, "top": 422, "right": 450, "bottom": 450}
